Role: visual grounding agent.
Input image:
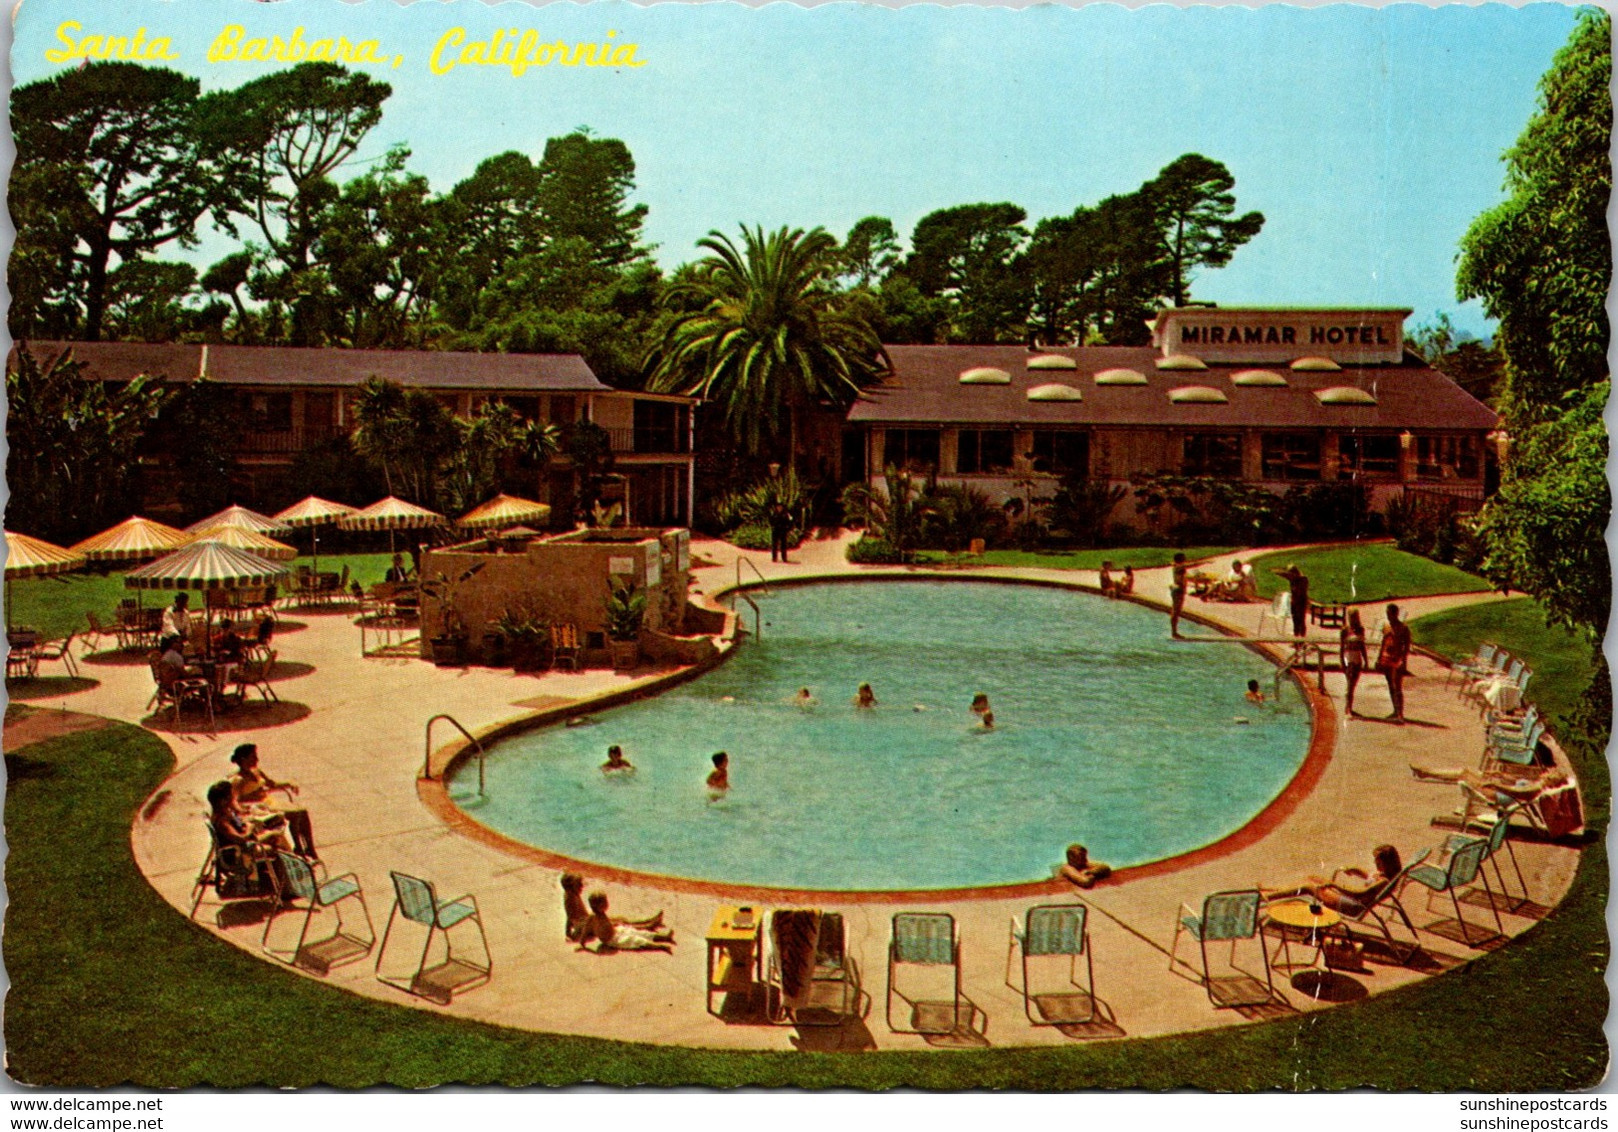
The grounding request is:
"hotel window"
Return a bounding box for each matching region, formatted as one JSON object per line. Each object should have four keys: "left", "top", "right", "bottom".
{"left": 1339, "top": 434, "right": 1400, "bottom": 478}
{"left": 548, "top": 395, "right": 577, "bottom": 424}
{"left": 1416, "top": 435, "right": 1480, "bottom": 481}
{"left": 883, "top": 428, "right": 940, "bottom": 473}
{"left": 957, "top": 429, "right": 1015, "bottom": 474}
{"left": 1182, "top": 433, "right": 1242, "bottom": 478}
{"left": 1029, "top": 430, "right": 1089, "bottom": 477}
{"left": 243, "top": 391, "right": 293, "bottom": 432}
{"left": 501, "top": 396, "right": 542, "bottom": 422}
{"left": 1261, "top": 433, "right": 1322, "bottom": 481}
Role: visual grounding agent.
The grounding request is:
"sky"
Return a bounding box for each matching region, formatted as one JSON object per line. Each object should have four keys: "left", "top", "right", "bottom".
{"left": 9, "top": 0, "right": 1585, "bottom": 338}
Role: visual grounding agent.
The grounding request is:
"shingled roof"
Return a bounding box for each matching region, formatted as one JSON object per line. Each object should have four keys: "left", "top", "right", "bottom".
{"left": 847, "top": 345, "right": 1498, "bottom": 432}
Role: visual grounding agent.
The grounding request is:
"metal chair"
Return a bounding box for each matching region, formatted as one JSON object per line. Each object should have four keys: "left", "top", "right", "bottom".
{"left": 263, "top": 852, "right": 375, "bottom": 973}
{"left": 1257, "top": 590, "right": 1291, "bottom": 637}
{"left": 1005, "top": 904, "right": 1095, "bottom": 1025}
{"left": 189, "top": 821, "right": 283, "bottom": 923}
{"left": 1169, "top": 889, "right": 1275, "bottom": 1008}
{"left": 887, "top": 912, "right": 985, "bottom": 1036}
{"left": 149, "top": 660, "right": 215, "bottom": 731}
{"left": 764, "top": 909, "right": 866, "bottom": 1027}
{"left": 30, "top": 631, "right": 79, "bottom": 678}
{"left": 375, "top": 872, "right": 491, "bottom": 1005}
{"left": 1399, "top": 837, "right": 1504, "bottom": 948}
{"left": 1447, "top": 642, "right": 1500, "bottom": 691}
{"left": 232, "top": 647, "right": 279, "bottom": 703}
{"left": 1450, "top": 787, "right": 1533, "bottom": 914}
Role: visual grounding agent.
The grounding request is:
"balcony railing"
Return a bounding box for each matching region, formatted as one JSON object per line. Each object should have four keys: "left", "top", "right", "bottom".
{"left": 237, "top": 427, "right": 340, "bottom": 455}
{"left": 605, "top": 427, "right": 689, "bottom": 455}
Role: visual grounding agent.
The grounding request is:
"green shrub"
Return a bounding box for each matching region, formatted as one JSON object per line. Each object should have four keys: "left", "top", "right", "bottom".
{"left": 846, "top": 535, "right": 905, "bottom": 564}
{"left": 1048, "top": 476, "right": 1128, "bottom": 546}
{"left": 918, "top": 483, "right": 1005, "bottom": 550}
{"left": 727, "top": 521, "right": 802, "bottom": 551}
{"left": 713, "top": 468, "right": 808, "bottom": 530}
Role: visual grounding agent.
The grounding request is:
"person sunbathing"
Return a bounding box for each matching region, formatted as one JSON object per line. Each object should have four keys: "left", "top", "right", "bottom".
{"left": 575, "top": 891, "right": 675, "bottom": 953}
{"left": 1262, "top": 844, "right": 1403, "bottom": 914}
{"left": 560, "top": 873, "right": 663, "bottom": 942}
{"left": 1410, "top": 763, "right": 1568, "bottom": 800}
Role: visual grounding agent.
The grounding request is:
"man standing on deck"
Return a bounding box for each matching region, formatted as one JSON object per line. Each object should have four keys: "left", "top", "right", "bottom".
{"left": 1273, "top": 564, "right": 1309, "bottom": 637}
{"left": 1378, "top": 603, "right": 1412, "bottom": 723}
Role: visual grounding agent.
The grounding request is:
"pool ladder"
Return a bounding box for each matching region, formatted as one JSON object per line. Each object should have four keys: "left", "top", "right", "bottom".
{"left": 734, "top": 556, "right": 770, "bottom": 638}
{"left": 424, "top": 713, "right": 486, "bottom": 796}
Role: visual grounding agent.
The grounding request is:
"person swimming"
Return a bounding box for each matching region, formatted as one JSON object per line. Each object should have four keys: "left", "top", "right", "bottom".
{"left": 602, "top": 745, "right": 634, "bottom": 774}
{"left": 979, "top": 710, "right": 996, "bottom": 731}
{"left": 970, "top": 692, "right": 991, "bottom": 717}
{"left": 792, "top": 687, "right": 816, "bottom": 708}
{"left": 1245, "top": 679, "right": 1266, "bottom": 705}
{"left": 854, "top": 683, "right": 877, "bottom": 708}
{"left": 706, "top": 751, "right": 730, "bottom": 796}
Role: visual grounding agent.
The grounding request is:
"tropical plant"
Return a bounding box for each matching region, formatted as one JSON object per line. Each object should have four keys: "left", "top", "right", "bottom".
{"left": 918, "top": 483, "right": 1005, "bottom": 551}
{"left": 1131, "top": 473, "right": 1286, "bottom": 545}
{"left": 349, "top": 377, "right": 460, "bottom": 508}
{"left": 1046, "top": 476, "right": 1128, "bottom": 546}
{"left": 603, "top": 579, "right": 647, "bottom": 641}
{"left": 589, "top": 501, "right": 624, "bottom": 530}
{"left": 839, "top": 467, "right": 930, "bottom": 562}
{"left": 712, "top": 468, "right": 808, "bottom": 530}
{"left": 646, "top": 225, "right": 890, "bottom": 462}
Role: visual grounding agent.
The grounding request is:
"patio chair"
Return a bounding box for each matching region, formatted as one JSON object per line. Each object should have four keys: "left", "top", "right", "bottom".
{"left": 1450, "top": 786, "right": 1533, "bottom": 914}
{"left": 30, "top": 631, "right": 79, "bottom": 678}
{"left": 189, "top": 821, "right": 283, "bottom": 923}
{"left": 6, "top": 631, "right": 39, "bottom": 680}
{"left": 149, "top": 659, "right": 215, "bottom": 731}
{"left": 84, "top": 611, "right": 131, "bottom": 653}
{"left": 551, "top": 623, "right": 581, "bottom": 671}
{"left": 1466, "top": 656, "right": 1522, "bottom": 713}
{"left": 1257, "top": 590, "right": 1291, "bottom": 637}
{"left": 232, "top": 647, "right": 279, "bottom": 703}
{"left": 1484, "top": 719, "right": 1547, "bottom": 772}
{"left": 262, "top": 852, "right": 375, "bottom": 973}
{"left": 887, "top": 912, "right": 985, "bottom": 1036}
{"left": 1399, "top": 836, "right": 1503, "bottom": 948}
{"left": 765, "top": 909, "right": 866, "bottom": 1027}
{"left": 375, "top": 872, "right": 492, "bottom": 1005}
{"left": 1327, "top": 849, "right": 1429, "bottom": 965}
{"left": 1169, "top": 889, "right": 1275, "bottom": 1008}
{"left": 1005, "top": 904, "right": 1095, "bottom": 1026}
{"left": 1446, "top": 642, "right": 1500, "bottom": 691}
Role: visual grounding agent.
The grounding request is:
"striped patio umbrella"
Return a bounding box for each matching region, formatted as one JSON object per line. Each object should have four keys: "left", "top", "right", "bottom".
{"left": 183, "top": 522, "right": 298, "bottom": 562}
{"left": 458, "top": 493, "right": 551, "bottom": 530}
{"left": 4, "top": 531, "right": 86, "bottom": 578}
{"left": 339, "top": 496, "right": 444, "bottom": 532}
{"left": 184, "top": 504, "right": 290, "bottom": 536}
{"left": 273, "top": 496, "right": 358, "bottom": 528}
{"left": 71, "top": 516, "right": 190, "bottom": 563}
{"left": 124, "top": 540, "right": 289, "bottom": 591}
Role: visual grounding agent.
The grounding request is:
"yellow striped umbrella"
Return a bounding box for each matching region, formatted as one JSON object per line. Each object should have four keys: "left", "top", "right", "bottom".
{"left": 458, "top": 494, "right": 551, "bottom": 530}
{"left": 185, "top": 504, "right": 289, "bottom": 537}
{"left": 183, "top": 522, "right": 298, "bottom": 562}
{"left": 338, "top": 496, "right": 444, "bottom": 532}
{"left": 273, "top": 496, "right": 358, "bottom": 528}
{"left": 124, "top": 540, "right": 289, "bottom": 591}
{"left": 4, "top": 531, "right": 86, "bottom": 578}
{"left": 71, "top": 516, "right": 190, "bottom": 563}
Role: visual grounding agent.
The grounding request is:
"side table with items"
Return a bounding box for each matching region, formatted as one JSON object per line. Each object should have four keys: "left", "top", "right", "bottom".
{"left": 706, "top": 905, "right": 763, "bottom": 1017}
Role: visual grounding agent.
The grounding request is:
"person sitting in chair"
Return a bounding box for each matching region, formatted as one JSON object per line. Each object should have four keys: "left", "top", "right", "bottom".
{"left": 207, "top": 779, "right": 290, "bottom": 897}
{"left": 1261, "top": 844, "right": 1404, "bottom": 915}
{"left": 230, "top": 744, "right": 317, "bottom": 860}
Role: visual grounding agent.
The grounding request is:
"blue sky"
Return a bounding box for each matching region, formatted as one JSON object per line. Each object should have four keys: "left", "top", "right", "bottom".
{"left": 11, "top": 0, "right": 1582, "bottom": 337}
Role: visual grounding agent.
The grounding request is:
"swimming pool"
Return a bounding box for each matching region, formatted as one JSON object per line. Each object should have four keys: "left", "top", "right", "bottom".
{"left": 451, "top": 580, "right": 1312, "bottom": 891}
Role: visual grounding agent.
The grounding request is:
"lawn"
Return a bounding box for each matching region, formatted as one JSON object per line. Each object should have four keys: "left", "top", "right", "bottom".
{"left": 4, "top": 707, "right": 1604, "bottom": 1089}
{"left": 1247, "top": 543, "right": 1492, "bottom": 605}
{"left": 8, "top": 553, "right": 397, "bottom": 642}
{"left": 913, "top": 546, "right": 1235, "bottom": 571}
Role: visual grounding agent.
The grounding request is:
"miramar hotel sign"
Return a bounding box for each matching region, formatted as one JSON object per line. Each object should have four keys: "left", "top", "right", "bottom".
{"left": 1151, "top": 308, "right": 1409, "bottom": 365}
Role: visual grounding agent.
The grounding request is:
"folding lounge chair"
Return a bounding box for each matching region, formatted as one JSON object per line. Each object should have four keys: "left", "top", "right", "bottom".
{"left": 1005, "top": 904, "right": 1096, "bottom": 1025}
{"left": 263, "top": 852, "right": 376, "bottom": 973}
{"left": 1484, "top": 720, "right": 1547, "bottom": 772}
{"left": 375, "top": 872, "right": 491, "bottom": 1005}
{"left": 1450, "top": 787, "right": 1533, "bottom": 914}
{"left": 1328, "top": 850, "right": 1429, "bottom": 965}
{"left": 1399, "top": 837, "right": 1504, "bottom": 948}
{"left": 766, "top": 909, "right": 866, "bottom": 1026}
{"left": 1169, "top": 889, "right": 1274, "bottom": 1008}
{"left": 1446, "top": 643, "right": 1499, "bottom": 691}
{"left": 887, "top": 912, "right": 985, "bottom": 1036}
{"left": 189, "top": 821, "right": 283, "bottom": 923}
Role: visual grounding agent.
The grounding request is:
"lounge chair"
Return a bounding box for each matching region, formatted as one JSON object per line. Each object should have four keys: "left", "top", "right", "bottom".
{"left": 765, "top": 909, "right": 866, "bottom": 1026}
{"left": 1326, "top": 850, "right": 1429, "bottom": 965}
{"left": 1484, "top": 719, "right": 1547, "bottom": 772}
{"left": 1169, "top": 889, "right": 1274, "bottom": 1008}
{"left": 263, "top": 852, "right": 375, "bottom": 973}
{"left": 1450, "top": 787, "right": 1533, "bottom": 914}
{"left": 1446, "top": 642, "right": 1500, "bottom": 691}
{"left": 1258, "top": 590, "right": 1291, "bottom": 637}
{"left": 887, "top": 912, "right": 985, "bottom": 1036}
{"left": 189, "top": 820, "right": 283, "bottom": 923}
{"left": 550, "top": 623, "right": 581, "bottom": 671}
{"left": 1399, "top": 837, "right": 1503, "bottom": 948}
{"left": 1005, "top": 904, "right": 1095, "bottom": 1025}
{"left": 375, "top": 872, "right": 491, "bottom": 1005}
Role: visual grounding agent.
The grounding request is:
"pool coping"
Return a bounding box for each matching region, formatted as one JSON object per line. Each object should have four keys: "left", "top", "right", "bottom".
{"left": 418, "top": 570, "right": 1337, "bottom": 904}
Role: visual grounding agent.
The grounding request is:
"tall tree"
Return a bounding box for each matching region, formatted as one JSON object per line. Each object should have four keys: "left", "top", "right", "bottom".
{"left": 100, "top": 260, "right": 200, "bottom": 342}
{"left": 903, "top": 203, "right": 1030, "bottom": 343}
{"left": 837, "top": 216, "right": 901, "bottom": 289}
{"left": 533, "top": 130, "right": 650, "bottom": 270}
{"left": 646, "top": 225, "right": 890, "bottom": 461}
{"left": 1143, "top": 154, "right": 1265, "bottom": 308}
{"left": 5, "top": 345, "right": 173, "bottom": 544}
{"left": 10, "top": 63, "right": 217, "bottom": 340}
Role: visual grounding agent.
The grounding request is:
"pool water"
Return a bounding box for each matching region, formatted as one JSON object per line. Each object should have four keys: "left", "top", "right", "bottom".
{"left": 452, "top": 581, "right": 1311, "bottom": 890}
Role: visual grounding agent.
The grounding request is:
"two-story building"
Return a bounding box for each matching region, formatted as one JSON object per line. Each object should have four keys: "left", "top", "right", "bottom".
{"left": 844, "top": 307, "right": 1500, "bottom": 523}
{"left": 11, "top": 340, "right": 696, "bottom": 527}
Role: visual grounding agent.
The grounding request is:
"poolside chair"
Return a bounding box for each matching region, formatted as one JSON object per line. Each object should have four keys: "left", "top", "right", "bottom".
{"left": 1446, "top": 642, "right": 1500, "bottom": 691}
{"left": 1484, "top": 719, "right": 1547, "bottom": 772}
{"left": 1450, "top": 787, "right": 1533, "bottom": 915}
{"left": 765, "top": 909, "right": 866, "bottom": 1027}
{"left": 30, "top": 631, "right": 78, "bottom": 678}
{"left": 1466, "top": 656, "right": 1522, "bottom": 713}
{"left": 1169, "top": 889, "right": 1275, "bottom": 1008}
{"left": 1327, "top": 849, "right": 1429, "bottom": 966}
{"left": 232, "top": 647, "right": 279, "bottom": 704}
{"left": 1399, "top": 837, "right": 1503, "bottom": 948}
{"left": 262, "top": 852, "right": 375, "bottom": 974}
{"left": 375, "top": 872, "right": 491, "bottom": 1005}
{"left": 887, "top": 912, "right": 985, "bottom": 1037}
{"left": 1005, "top": 904, "right": 1095, "bottom": 1026}
{"left": 550, "top": 623, "right": 581, "bottom": 671}
{"left": 1257, "top": 590, "right": 1291, "bottom": 637}
{"left": 189, "top": 821, "right": 283, "bottom": 923}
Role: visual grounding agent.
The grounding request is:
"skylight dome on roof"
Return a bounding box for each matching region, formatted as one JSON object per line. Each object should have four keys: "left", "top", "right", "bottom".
{"left": 1026, "top": 383, "right": 1082, "bottom": 402}
{"left": 1290, "top": 356, "right": 1342, "bottom": 372}
{"left": 1168, "top": 385, "right": 1228, "bottom": 404}
{"left": 1156, "top": 354, "right": 1208, "bottom": 371}
{"left": 1231, "top": 370, "right": 1288, "bottom": 387}
{"left": 959, "top": 366, "right": 1011, "bottom": 385}
{"left": 1094, "top": 368, "right": 1148, "bottom": 386}
{"left": 1027, "top": 354, "right": 1078, "bottom": 371}
{"left": 1314, "top": 386, "right": 1378, "bottom": 405}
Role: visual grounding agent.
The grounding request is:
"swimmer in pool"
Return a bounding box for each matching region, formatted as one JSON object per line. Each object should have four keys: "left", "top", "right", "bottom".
{"left": 980, "top": 710, "right": 995, "bottom": 730}
{"left": 970, "top": 692, "right": 991, "bottom": 717}
{"left": 706, "top": 751, "right": 730, "bottom": 796}
{"left": 601, "top": 745, "right": 634, "bottom": 774}
{"left": 1245, "top": 679, "right": 1266, "bottom": 705}
{"left": 792, "top": 687, "right": 816, "bottom": 708}
{"left": 854, "top": 682, "right": 877, "bottom": 708}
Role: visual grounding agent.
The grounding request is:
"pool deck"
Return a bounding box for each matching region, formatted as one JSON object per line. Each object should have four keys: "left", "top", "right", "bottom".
{"left": 16, "top": 532, "right": 1582, "bottom": 1051}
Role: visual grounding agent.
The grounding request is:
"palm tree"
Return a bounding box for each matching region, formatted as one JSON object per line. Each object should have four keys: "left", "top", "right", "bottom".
{"left": 646, "top": 225, "right": 891, "bottom": 465}
{"left": 349, "top": 376, "right": 460, "bottom": 507}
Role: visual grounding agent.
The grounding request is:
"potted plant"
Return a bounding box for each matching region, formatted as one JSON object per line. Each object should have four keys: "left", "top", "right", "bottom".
{"left": 429, "top": 606, "right": 468, "bottom": 667}
{"left": 496, "top": 607, "right": 549, "bottom": 671}
{"left": 603, "top": 579, "right": 646, "bottom": 671}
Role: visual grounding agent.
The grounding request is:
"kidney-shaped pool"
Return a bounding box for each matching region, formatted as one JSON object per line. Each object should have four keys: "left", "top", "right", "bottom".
{"left": 450, "top": 580, "right": 1313, "bottom": 891}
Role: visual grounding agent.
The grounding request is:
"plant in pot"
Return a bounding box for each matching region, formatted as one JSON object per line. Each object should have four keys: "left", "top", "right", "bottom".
{"left": 496, "top": 606, "right": 550, "bottom": 671}
{"left": 603, "top": 579, "right": 646, "bottom": 671}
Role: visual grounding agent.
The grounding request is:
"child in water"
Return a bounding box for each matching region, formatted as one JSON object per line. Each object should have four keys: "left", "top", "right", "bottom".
{"left": 601, "top": 745, "right": 634, "bottom": 774}
{"left": 1245, "top": 679, "right": 1266, "bottom": 705}
{"left": 706, "top": 751, "right": 730, "bottom": 797}
{"left": 980, "top": 710, "right": 995, "bottom": 731}
{"left": 792, "top": 687, "right": 816, "bottom": 708}
{"left": 970, "top": 692, "right": 991, "bottom": 717}
{"left": 854, "top": 683, "right": 877, "bottom": 708}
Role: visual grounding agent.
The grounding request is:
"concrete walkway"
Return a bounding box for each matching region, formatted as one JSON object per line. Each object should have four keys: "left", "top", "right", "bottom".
{"left": 13, "top": 533, "right": 1581, "bottom": 1051}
